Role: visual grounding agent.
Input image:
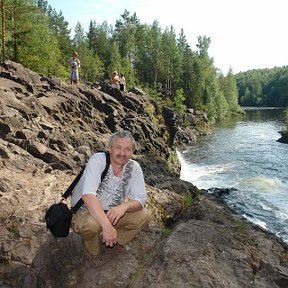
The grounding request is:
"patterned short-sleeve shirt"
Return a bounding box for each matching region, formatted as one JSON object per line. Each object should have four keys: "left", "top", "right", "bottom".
{"left": 71, "top": 152, "right": 147, "bottom": 210}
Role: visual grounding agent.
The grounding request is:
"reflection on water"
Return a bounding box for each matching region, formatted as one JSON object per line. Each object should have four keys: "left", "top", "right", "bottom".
{"left": 243, "top": 108, "right": 285, "bottom": 122}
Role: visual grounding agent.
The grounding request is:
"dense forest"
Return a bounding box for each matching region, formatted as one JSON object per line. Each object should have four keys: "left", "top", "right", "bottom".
{"left": 1, "top": 0, "right": 287, "bottom": 123}
{"left": 235, "top": 66, "right": 288, "bottom": 107}
{"left": 0, "top": 0, "right": 244, "bottom": 123}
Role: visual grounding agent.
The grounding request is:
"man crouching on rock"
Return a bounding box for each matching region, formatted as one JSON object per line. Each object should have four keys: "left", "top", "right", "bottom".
{"left": 71, "top": 130, "right": 151, "bottom": 265}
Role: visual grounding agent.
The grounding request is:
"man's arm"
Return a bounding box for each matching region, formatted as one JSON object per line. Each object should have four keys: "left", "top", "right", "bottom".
{"left": 106, "top": 200, "right": 143, "bottom": 226}
{"left": 82, "top": 194, "right": 118, "bottom": 246}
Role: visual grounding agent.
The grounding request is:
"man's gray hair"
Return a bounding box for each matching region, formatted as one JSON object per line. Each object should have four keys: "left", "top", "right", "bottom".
{"left": 109, "top": 130, "right": 136, "bottom": 151}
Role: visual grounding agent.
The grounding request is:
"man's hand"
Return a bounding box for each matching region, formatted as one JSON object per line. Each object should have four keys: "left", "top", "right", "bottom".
{"left": 82, "top": 194, "right": 118, "bottom": 247}
{"left": 102, "top": 224, "right": 118, "bottom": 247}
{"left": 106, "top": 204, "right": 128, "bottom": 225}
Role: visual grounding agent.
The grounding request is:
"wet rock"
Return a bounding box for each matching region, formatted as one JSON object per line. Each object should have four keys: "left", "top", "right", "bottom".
{"left": 277, "top": 130, "right": 288, "bottom": 144}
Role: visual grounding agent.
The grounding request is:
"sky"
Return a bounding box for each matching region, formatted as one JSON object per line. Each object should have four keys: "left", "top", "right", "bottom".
{"left": 47, "top": 0, "right": 288, "bottom": 74}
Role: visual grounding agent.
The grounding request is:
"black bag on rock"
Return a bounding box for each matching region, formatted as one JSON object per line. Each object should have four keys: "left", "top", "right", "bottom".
{"left": 45, "top": 202, "right": 72, "bottom": 237}
{"left": 45, "top": 151, "right": 110, "bottom": 238}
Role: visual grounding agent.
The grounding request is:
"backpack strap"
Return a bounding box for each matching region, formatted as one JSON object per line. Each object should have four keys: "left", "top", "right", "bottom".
{"left": 62, "top": 166, "right": 85, "bottom": 200}
{"left": 101, "top": 151, "right": 111, "bottom": 181}
{"left": 70, "top": 151, "right": 110, "bottom": 214}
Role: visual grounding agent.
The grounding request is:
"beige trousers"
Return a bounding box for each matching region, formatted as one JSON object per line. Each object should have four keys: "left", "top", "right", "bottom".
{"left": 71, "top": 208, "right": 151, "bottom": 255}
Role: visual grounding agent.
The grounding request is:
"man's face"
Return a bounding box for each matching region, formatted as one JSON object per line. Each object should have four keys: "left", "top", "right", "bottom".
{"left": 109, "top": 137, "right": 134, "bottom": 166}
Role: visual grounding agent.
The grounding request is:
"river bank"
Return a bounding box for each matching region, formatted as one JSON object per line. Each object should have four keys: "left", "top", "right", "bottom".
{"left": 179, "top": 108, "right": 288, "bottom": 245}
{"left": 0, "top": 61, "right": 288, "bottom": 287}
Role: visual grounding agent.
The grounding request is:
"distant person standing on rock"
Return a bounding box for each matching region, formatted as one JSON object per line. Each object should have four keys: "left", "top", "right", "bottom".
{"left": 119, "top": 73, "right": 126, "bottom": 92}
{"left": 71, "top": 130, "right": 151, "bottom": 266}
{"left": 68, "top": 52, "right": 81, "bottom": 85}
{"left": 110, "top": 71, "right": 120, "bottom": 88}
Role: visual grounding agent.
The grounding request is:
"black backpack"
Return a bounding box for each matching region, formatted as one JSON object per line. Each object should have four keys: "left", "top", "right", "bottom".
{"left": 45, "top": 151, "right": 110, "bottom": 237}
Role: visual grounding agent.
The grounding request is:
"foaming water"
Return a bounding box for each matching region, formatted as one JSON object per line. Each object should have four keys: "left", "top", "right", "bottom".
{"left": 239, "top": 176, "right": 288, "bottom": 192}
{"left": 179, "top": 109, "right": 288, "bottom": 244}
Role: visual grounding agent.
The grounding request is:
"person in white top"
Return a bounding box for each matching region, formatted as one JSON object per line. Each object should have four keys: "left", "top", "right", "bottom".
{"left": 71, "top": 130, "right": 151, "bottom": 265}
{"left": 110, "top": 70, "right": 120, "bottom": 88}
{"left": 68, "top": 52, "right": 80, "bottom": 84}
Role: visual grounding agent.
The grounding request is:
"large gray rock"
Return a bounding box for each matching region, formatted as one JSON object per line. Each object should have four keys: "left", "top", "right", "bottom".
{"left": 0, "top": 61, "right": 287, "bottom": 288}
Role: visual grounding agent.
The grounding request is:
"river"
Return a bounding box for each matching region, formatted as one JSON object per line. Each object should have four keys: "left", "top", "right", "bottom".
{"left": 178, "top": 108, "right": 288, "bottom": 244}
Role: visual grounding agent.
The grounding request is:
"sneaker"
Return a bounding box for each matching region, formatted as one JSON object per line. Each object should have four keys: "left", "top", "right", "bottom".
{"left": 102, "top": 243, "right": 127, "bottom": 255}
{"left": 82, "top": 245, "right": 103, "bottom": 267}
{"left": 113, "top": 244, "right": 128, "bottom": 254}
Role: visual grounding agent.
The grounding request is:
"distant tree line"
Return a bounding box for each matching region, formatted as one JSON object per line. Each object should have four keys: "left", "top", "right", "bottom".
{"left": 0, "top": 0, "right": 244, "bottom": 122}
{"left": 235, "top": 66, "right": 288, "bottom": 107}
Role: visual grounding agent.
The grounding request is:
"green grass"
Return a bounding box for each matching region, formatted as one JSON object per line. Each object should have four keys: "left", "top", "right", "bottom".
{"left": 162, "top": 227, "right": 172, "bottom": 236}
{"left": 183, "top": 191, "right": 192, "bottom": 209}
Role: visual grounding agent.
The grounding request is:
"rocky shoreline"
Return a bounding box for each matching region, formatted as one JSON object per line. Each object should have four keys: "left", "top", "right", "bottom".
{"left": 0, "top": 61, "right": 287, "bottom": 287}
{"left": 277, "top": 130, "right": 288, "bottom": 144}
